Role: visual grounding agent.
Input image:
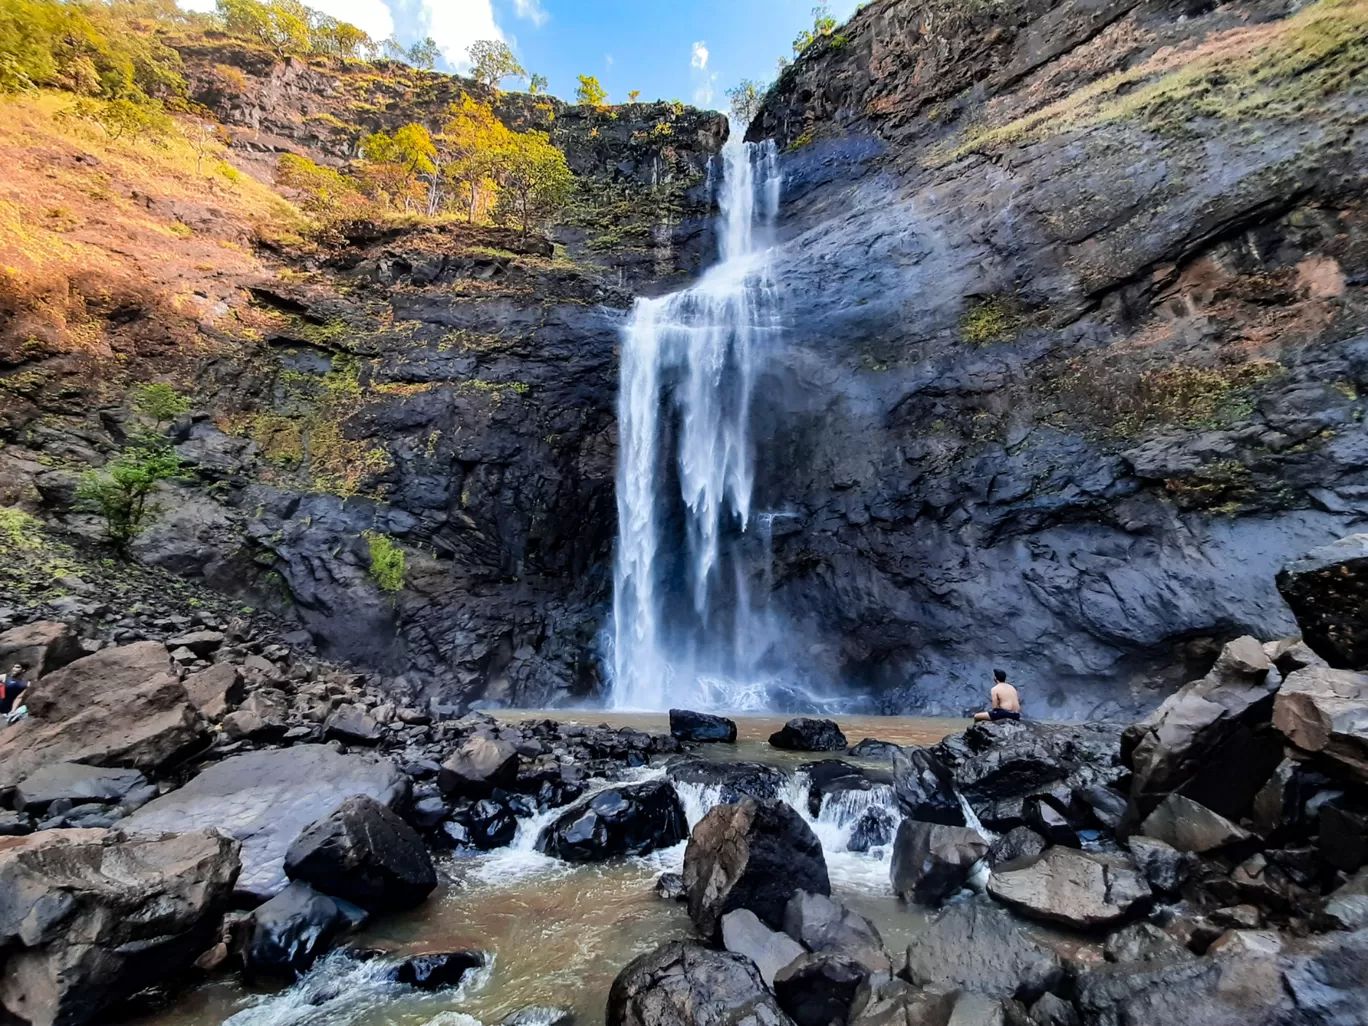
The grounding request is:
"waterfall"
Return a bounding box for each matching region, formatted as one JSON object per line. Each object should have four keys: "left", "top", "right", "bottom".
{"left": 610, "top": 126, "right": 782, "bottom": 711}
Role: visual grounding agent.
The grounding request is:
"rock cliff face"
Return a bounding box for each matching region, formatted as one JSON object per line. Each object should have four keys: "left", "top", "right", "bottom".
{"left": 734, "top": 0, "right": 1368, "bottom": 716}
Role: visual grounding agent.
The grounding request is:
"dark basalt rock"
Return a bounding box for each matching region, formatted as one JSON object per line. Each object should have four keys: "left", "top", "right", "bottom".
{"left": 439, "top": 737, "right": 520, "bottom": 797}
{"left": 459, "top": 798, "right": 519, "bottom": 850}
{"left": 393, "top": 950, "right": 485, "bottom": 990}
{"left": 1277, "top": 534, "right": 1368, "bottom": 669}
{"left": 683, "top": 797, "right": 830, "bottom": 939}
{"left": 1273, "top": 666, "right": 1368, "bottom": 785}
{"left": 800, "top": 760, "right": 889, "bottom": 817}
{"left": 987, "top": 848, "right": 1151, "bottom": 929}
{"left": 891, "top": 747, "right": 964, "bottom": 827}
{"left": 607, "top": 941, "right": 794, "bottom": 1026}
{"left": 239, "top": 880, "right": 368, "bottom": 976}
{"left": 848, "top": 738, "right": 901, "bottom": 760}
{"left": 890, "top": 819, "right": 989, "bottom": 906}
{"left": 769, "top": 718, "right": 848, "bottom": 752}
{"left": 284, "top": 795, "right": 437, "bottom": 913}
{"left": 721, "top": 909, "right": 806, "bottom": 988}
{"left": 1023, "top": 795, "right": 1081, "bottom": 849}
{"left": 773, "top": 953, "right": 871, "bottom": 1026}
{"left": 12, "top": 762, "right": 148, "bottom": 813}
{"left": 669, "top": 709, "right": 737, "bottom": 743}
{"left": 783, "top": 890, "right": 891, "bottom": 976}
{"left": 847, "top": 804, "right": 899, "bottom": 853}
{"left": 665, "top": 757, "right": 787, "bottom": 802}
{"left": 989, "top": 826, "right": 1048, "bottom": 866}
{"left": 1139, "top": 794, "right": 1253, "bottom": 854}
{"left": 537, "top": 780, "right": 687, "bottom": 861}
{"left": 323, "top": 704, "right": 382, "bottom": 745}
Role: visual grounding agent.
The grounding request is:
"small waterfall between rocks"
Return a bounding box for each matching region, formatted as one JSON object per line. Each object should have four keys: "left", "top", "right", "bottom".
{"left": 610, "top": 127, "right": 784, "bottom": 712}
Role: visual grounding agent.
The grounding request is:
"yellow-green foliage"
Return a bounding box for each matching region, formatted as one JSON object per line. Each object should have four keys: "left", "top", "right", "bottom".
{"left": 276, "top": 153, "right": 364, "bottom": 213}
{"left": 216, "top": 0, "right": 375, "bottom": 59}
{"left": 960, "top": 297, "right": 1023, "bottom": 344}
{"left": 946, "top": 0, "right": 1368, "bottom": 160}
{"left": 0, "top": 507, "right": 44, "bottom": 554}
{"left": 363, "top": 530, "right": 405, "bottom": 592}
{"left": 132, "top": 381, "right": 191, "bottom": 426}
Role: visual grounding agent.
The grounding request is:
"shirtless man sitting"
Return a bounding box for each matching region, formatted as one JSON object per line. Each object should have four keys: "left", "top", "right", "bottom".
{"left": 973, "top": 669, "right": 1021, "bottom": 722}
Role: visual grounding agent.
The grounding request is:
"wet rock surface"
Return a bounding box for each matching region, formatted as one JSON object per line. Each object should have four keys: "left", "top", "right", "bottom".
{"left": 607, "top": 942, "right": 795, "bottom": 1026}
{"left": 770, "top": 718, "right": 849, "bottom": 752}
{"left": 536, "top": 780, "right": 688, "bottom": 861}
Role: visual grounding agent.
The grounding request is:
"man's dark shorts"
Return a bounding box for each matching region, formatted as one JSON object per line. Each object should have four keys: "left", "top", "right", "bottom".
{"left": 989, "top": 709, "right": 1021, "bottom": 721}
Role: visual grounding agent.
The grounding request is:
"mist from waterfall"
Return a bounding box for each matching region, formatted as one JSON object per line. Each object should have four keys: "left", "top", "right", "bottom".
{"left": 609, "top": 129, "right": 784, "bottom": 711}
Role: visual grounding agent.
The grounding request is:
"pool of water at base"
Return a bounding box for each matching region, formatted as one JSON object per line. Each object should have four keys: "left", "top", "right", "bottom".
{"left": 120, "top": 714, "right": 966, "bottom": 1026}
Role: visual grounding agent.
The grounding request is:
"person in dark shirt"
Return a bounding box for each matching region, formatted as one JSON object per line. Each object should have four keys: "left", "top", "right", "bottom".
{"left": 1, "top": 663, "right": 29, "bottom": 719}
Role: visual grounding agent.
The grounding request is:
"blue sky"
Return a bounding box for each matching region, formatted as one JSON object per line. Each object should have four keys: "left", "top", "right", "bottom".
{"left": 195, "top": 0, "right": 863, "bottom": 112}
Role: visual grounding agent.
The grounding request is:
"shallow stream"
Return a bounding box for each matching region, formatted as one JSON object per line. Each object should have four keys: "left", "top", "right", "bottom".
{"left": 123, "top": 715, "right": 963, "bottom": 1026}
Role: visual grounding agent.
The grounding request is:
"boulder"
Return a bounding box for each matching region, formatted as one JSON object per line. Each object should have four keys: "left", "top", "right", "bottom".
{"left": 670, "top": 709, "right": 737, "bottom": 743}
{"left": 165, "top": 629, "right": 225, "bottom": 657}
{"left": 238, "top": 879, "right": 366, "bottom": 976}
{"left": 903, "top": 897, "right": 1067, "bottom": 1003}
{"left": 607, "top": 941, "right": 794, "bottom": 1026}
{"left": 1272, "top": 666, "right": 1368, "bottom": 783}
{"left": 12, "top": 762, "right": 147, "bottom": 813}
{"left": 1250, "top": 758, "right": 1334, "bottom": 839}
{"left": 392, "top": 950, "right": 485, "bottom": 990}
{"left": 665, "top": 757, "right": 787, "bottom": 802}
{"left": 181, "top": 663, "right": 244, "bottom": 721}
{"left": 849, "top": 738, "right": 902, "bottom": 760}
{"left": 783, "top": 890, "right": 892, "bottom": 976}
{"left": 986, "top": 848, "right": 1151, "bottom": 929}
{"left": 769, "top": 718, "right": 848, "bottom": 752}
{"left": 931, "top": 721, "right": 1075, "bottom": 806}
{"left": 1276, "top": 533, "right": 1368, "bottom": 668}
{"left": 1023, "top": 796, "right": 1080, "bottom": 848}
{"left": 0, "top": 828, "right": 240, "bottom": 1026}
{"left": 989, "top": 827, "right": 1047, "bottom": 866}
{"left": 221, "top": 689, "right": 291, "bottom": 741}
{"left": 126, "top": 744, "right": 407, "bottom": 900}
{"left": 1126, "top": 836, "right": 1190, "bottom": 894}
{"left": 890, "top": 819, "right": 990, "bottom": 906}
{"left": 800, "top": 760, "right": 889, "bottom": 817}
{"left": 0, "top": 621, "right": 82, "bottom": 679}
{"left": 721, "top": 908, "right": 806, "bottom": 987}
{"left": 1321, "top": 867, "right": 1368, "bottom": 931}
{"left": 773, "top": 953, "right": 871, "bottom": 1026}
{"left": 283, "top": 795, "right": 436, "bottom": 913}
{"left": 537, "top": 780, "right": 687, "bottom": 861}
{"left": 847, "top": 804, "right": 899, "bottom": 852}
{"left": 1104, "top": 922, "right": 1193, "bottom": 964}
{"left": 891, "top": 746, "right": 965, "bottom": 826}
{"left": 460, "top": 798, "right": 519, "bottom": 849}
{"left": 1027, "top": 993, "right": 1079, "bottom": 1026}
{"left": 324, "top": 704, "right": 383, "bottom": 745}
{"left": 683, "top": 798, "right": 830, "bottom": 939}
{"left": 1139, "top": 795, "right": 1253, "bottom": 853}
{"left": 1122, "top": 637, "right": 1282, "bottom": 822}
{"left": 1077, "top": 928, "right": 1368, "bottom": 1026}
{"left": 0, "top": 811, "right": 33, "bottom": 836}
{"left": 438, "top": 736, "right": 520, "bottom": 797}
{"left": 657, "top": 872, "right": 687, "bottom": 901}
{"left": 0, "top": 641, "right": 206, "bottom": 790}
{"left": 944, "top": 993, "right": 1004, "bottom": 1026}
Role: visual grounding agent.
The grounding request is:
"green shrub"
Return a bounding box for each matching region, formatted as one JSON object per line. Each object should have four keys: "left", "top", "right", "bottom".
{"left": 132, "top": 382, "right": 191, "bottom": 428}
{"left": 363, "top": 530, "right": 405, "bottom": 593}
{"left": 77, "top": 446, "right": 181, "bottom": 553}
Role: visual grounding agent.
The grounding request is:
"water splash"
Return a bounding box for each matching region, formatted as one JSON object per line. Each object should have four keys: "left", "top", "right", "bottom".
{"left": 610, "top": 127, "right": 784, "bottom": 711}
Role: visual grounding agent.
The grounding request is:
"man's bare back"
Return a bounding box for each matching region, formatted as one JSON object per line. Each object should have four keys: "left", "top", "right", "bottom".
{"left": 974, "top": 670, "right": 1021, "bottom": 721}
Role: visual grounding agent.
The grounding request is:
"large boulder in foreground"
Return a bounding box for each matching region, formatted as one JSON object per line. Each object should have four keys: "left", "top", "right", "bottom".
{"left": 1122, "top": 636, "right": 1282, "bottom": 822}
{"left": 0, "top": 828, "right": 240, "bottom": 1026}
{"left": 1276, "top": 533, "right": 1368, "bottom": 668}
{"left": 0, "top": 621, "right": 82, "bottom": 679}
{"left": 607, "top": 941, "right": 794, "bottom": 1026}
{"left": 986, "top": 847, "right": 1150, "bottom": 929}
{"left": 903, "top": 897, "right": 1067, "bottom": 1003}
{"left": 783, "top": 890, "right": 892, "bottom": 976}
{"left": 238, "top": 879, "right": 366, "bottom": 976}
{"left": 891, "top": 819, "right": 989, "bottom": 906}
{"left": 683, "top": 798, "right": 830, "bottom": 939}
{"left": 1272, "top": 666, "right": 1368, "bottom": 783}
{"left": 284, "top": 795, "right": 436, "bottom": 913}
{"left": 536, "top": 780, "right": 687, "bottom": 861}
{"left": 0, "top": 642, "right": 206, "bottom": 790}
{"left": 722, "top": 909, "right": 805, "bottom": 988}
{"left": 773, "top": 953, "right": 871, "bottom": 1026}
{"left": 670, "top": 709, "right": 737, "bottom": 743}
{"left": 891, "top": 747, "right": 964, "bottom": 826}
{"left": 769, "top": 718, "right": 848, "bottom": 752}
{"left": 126, "top": 745, "right": 407, "bottom": 900}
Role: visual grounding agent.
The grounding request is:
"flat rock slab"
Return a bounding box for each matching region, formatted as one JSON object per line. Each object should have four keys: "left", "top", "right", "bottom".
{"left": 13, "top": 763, "right": 148, "bottom": 813}
{"left": 126, "top": 745, "right": 407, "bottom": 901}
{"left": 1140, "top": 794, "right": 1252, "bottom": 853}
{"left": 987, "top": 848, "right": 1150, "bottom": 929}
{"left": 1273, "top": 666, "right": 1368, "bottom": 783}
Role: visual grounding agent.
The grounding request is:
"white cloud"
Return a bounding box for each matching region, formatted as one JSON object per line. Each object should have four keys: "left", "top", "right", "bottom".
{"left": 605, "top": 53, "right": 614, "bottom": 67}
{"left": 690, "top": 40, "right": 717, "bottom": 108}
{"left": 417, "top": 0, "right": 505, "bottom": 65}
{"left": 306, "top": 0, "right": 396, "bottom": 41}
{"left": 512, "top": 0, "right": 548, "bottom": 27}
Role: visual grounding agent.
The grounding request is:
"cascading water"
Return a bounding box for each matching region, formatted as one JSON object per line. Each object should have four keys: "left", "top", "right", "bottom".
{"left": 610, "top": 127, "right": 784, "bottom": 711}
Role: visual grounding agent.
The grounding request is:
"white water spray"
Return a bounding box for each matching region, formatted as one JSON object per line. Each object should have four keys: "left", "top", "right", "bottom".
{"left": 611, "top": 127, "right": 783, "bottom": 711}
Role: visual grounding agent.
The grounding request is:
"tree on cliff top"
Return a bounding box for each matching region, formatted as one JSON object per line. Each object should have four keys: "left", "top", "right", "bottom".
{"left": 468, "top": 39, "right": 525, "bottom": 90}
{"left": 792, "top": 4, "right": 838, "bottom": 56}
{"left": 440, "top": 93, "right": 513, "bottom": 221}
{"left": 217, "top": 0, "right": 374, "bottom": 59}
{"left": 727, "top": 80, "right": 765, "bottom": 125}
{"left": 575, "top": 74, "right": 607, "bottom": 107}
{"left": 360, "top": 123, "right": 437, "bottom": 209}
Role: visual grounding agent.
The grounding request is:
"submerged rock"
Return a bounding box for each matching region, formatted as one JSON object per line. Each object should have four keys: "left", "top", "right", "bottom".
{"left": 393, "top": 950, "right": 485, "bottom": 990}
{"left": 890, "top": 819, "right": 989, "bottom": 906}
{"left": 537, "top": 780, "right": 687, "bottom": 861}
{"left": 665, "top": 757, "right": 787, "bottom": 802}
{"left": 987, "top": 848, "right": 1151, "bottom": 929}
{"left": 284, "top": 795, "right": 436, "bottom": 913}
{"left": 769, "top": 718, "right": 848, "bottom": 752}
{"left": 683, "top": 797, "right": 830, "bottom": 939}
{"left": 670, "top": 709, "right": 737, "bottom": 743}
{"left": 607, "top": 941, "right": 794, "bottom": 1026}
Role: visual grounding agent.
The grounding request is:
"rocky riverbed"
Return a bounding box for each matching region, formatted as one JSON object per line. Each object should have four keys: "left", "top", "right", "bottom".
{"left": 1, "top": 532, "right": 1367, "bottom": 1026}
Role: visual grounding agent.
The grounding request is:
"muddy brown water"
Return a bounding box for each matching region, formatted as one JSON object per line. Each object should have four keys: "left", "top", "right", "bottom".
{"left": 122, "top": 714, "right": 964, "bottom": 1026}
